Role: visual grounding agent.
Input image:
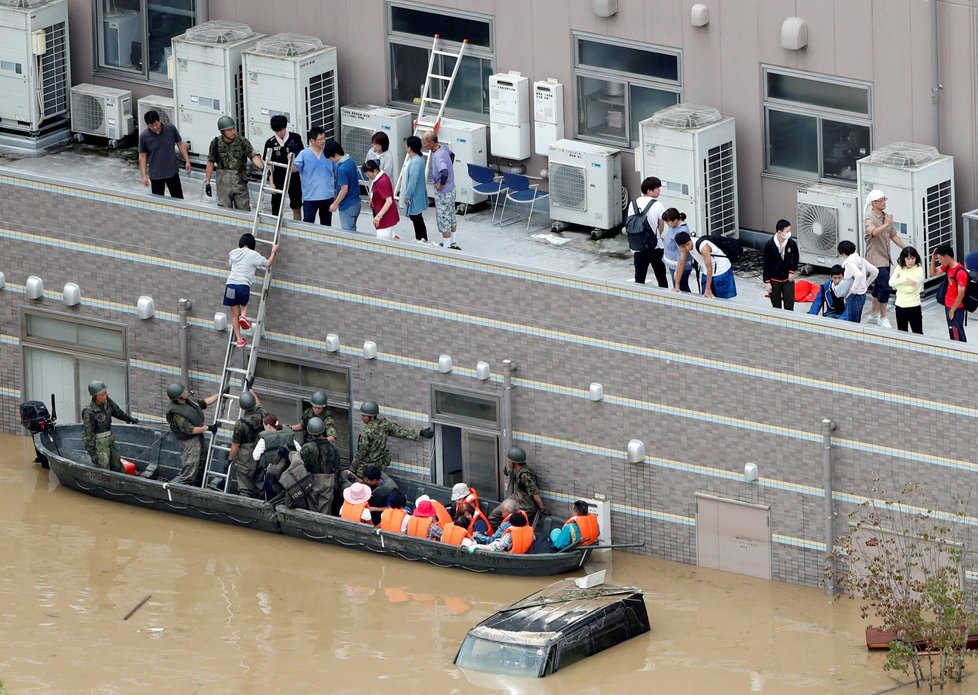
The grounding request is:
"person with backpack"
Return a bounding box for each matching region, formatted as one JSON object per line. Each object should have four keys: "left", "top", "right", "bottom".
{"left": 837, "top": 240, "right": 878, "bottom": 323}
{"left": 762, "top": 219, "right": 800, "bottom": 311}
{"left": 931, "top": 243, "right": 968, "bottom": 342}
{"left": 673, "top": 231, "right": 737, "bottom": 299}
{"left": 628, "top": 177, "right": 668, "bottom": 287}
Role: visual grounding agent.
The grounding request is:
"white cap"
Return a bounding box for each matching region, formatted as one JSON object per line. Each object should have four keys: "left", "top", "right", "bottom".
{"left": 415, "top": 494, "right": 430, "bottom": 508}
{"left": 866, "top": 189, "right": 885, "bottom": 204}
{"left": 451, "top": 483, "right": 470, "bottom": 501}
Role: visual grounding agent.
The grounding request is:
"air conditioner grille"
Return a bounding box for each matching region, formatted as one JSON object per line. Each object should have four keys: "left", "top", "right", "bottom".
{"left": 651, "top": 103, "right": 722, "bottom": 129}
{"left": 71, "top": 93, "right": 105, "bottom": 134}
{"left": 704, "top": 141, "right": 736, "bottom": 235}
{"left": 550, "top": 162, "right": 587, "bottom": 211}
{"left": 924, "top": 179, "right": 954, "bottom": 256}
{"left": 0, "top": 0, "right": 50, "bottom": 7}
{"left": 40, "top": 21, "right": 68, "bottom": 118}
{"left": 341, "top": 124, "right": 372, "bottom": 168}
{"left": 865, "top": 142, "right": 940, "bottom": 168}
{"left": 306, "top": 70, "right": 337, "bottom": 138}
{"left": 797, "top": 202, "right": 839, "bottom": 253}
{"left": 184, "top": 20, "right": 255, "bottom": 45}
{"left": 254, "top": 33, "right": 323, "bottom": 57}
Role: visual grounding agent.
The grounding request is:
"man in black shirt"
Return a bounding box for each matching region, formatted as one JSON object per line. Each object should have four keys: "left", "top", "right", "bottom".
{"left": 264, "top": 114, "right": 304, "bottom": 220}
{"left": 138, "top": 110, "right": 191, "bottom": 198}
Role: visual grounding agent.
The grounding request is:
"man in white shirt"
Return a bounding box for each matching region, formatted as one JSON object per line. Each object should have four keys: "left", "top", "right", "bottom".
{"left": 837, "top": 240, "right": 878, "bottom": 323}
{"left": 632, "top": 176, "right": 667, "bottom": 287}
{"left": 673, "top": 231, "right": 737, "bottom": 299}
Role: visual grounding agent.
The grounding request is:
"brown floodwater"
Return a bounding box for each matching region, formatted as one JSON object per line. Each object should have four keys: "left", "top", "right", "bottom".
{"left": 0, "top": 433, "right": 970, "bottom": 694}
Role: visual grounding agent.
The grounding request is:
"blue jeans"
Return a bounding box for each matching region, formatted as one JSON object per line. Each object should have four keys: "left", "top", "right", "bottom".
{"left": 845, "top": 293, "right": 866, "bottom": 323}
{"left": 338, "top": 205, "right": 360, "bottom": 232}
{"left": 946, "top": 305, "right": 967, "bottom": 342}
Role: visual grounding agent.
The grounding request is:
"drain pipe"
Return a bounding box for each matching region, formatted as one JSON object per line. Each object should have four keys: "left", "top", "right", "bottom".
{"left": 178, "top": 298, "right": 192, "bottom": 387}
{"left": 930, "top": 0, "right": 942, "bottom": 146}
{"left": 822, "top": 417, "right": 837, "bottom": 597}
{"left": 500, "top": 358, "right": 517, "bottom": 454}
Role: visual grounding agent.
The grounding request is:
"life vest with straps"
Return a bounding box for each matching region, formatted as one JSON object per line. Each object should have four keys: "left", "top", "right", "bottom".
{"left": 467, "top": 508, "right": 493, "bottom": 536}
{"left": 441, "top": 522, "right": 469, "bottom": 546}
{"left": 431, "top": 499, "right": 453, "bottom": 527}
{"left": 379, "top": 507, "right": 407, "bottom": 533}
{"left": 565, "top": 514, "right": 600, "bottom": 546}
{"left": 340, "top": 501, "right": 369, "bottom": 523}
{"left": 461, "top": 486, "right": 480, "bottom": 509}
{"left": 503, "top": 525, "right": 534, "bottom": 554}
{"left": 406, "top": 515, "right": 434, "bottom": 538}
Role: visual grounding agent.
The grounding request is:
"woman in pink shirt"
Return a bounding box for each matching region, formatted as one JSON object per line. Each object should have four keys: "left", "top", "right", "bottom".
{"left": 362, "top": 160, "right": 400, "bottom": 239}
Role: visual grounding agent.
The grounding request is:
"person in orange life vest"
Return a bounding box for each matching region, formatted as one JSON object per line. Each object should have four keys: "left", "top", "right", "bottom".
{"left": 454, "top": 500, "right": 492, "bottom": 536}
{"left": 440, "top": 519, "right": 471, "bottom": 546}
{"left": 406, "top": 499, "right": 443, "bottom": 541}
{"left": 470, "top": 510, "right": 532, "bottom": 554}
{"left": 450, "top": 482, "right": 481, "bottom": 513}
{"left": 416, "top": 494, "right": 452, "bottom": 527}
{"left": 549, "top": 500, "right": 600, "bottom": 549}
{"left": 378, "top": 489, "right": 410, "bottom": 533}
{"left": 339, "top": 482, "right": 373, "bottom": 523}
{"left": 474, "top": 499, "right": 516, "bottom": 544}
{"left": 363, "top": 465, "right": 400, "bottom": 524}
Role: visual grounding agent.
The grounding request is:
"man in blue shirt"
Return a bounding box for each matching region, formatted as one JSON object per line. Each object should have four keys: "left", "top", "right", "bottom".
{"left": 293, "top": 127, "right": 334, "bottom": 225}
{"left": 327, "top": 140, "right": 362, "bottom": 231}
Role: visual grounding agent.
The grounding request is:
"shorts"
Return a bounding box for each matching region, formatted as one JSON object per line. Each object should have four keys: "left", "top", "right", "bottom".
{"left": 871, "top": 265, "right": 892, "bottom": 304}
{"left": 434, "top": 190, "right": 457, "bottom": 233}
{"left": 223, "top": 283, "right": 251, "bottom": 307}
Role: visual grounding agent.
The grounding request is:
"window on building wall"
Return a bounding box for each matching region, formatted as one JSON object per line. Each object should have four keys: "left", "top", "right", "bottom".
{"left": 574, "top": 34, "right": 681, "bottom": 147}
{"left": 94, "top": 0, "right": 200, "bottom": 82}
{"left": 21, "top": 309, "right": 129, "bottom": 424}
{"left": 387, "top": 2, "right": 494, "bottom": 118}
{"left": 763, "top": 67, "right": 872, "bottom": 183}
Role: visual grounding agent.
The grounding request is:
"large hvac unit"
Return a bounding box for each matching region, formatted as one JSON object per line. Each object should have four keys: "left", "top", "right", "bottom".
{"left": 857, "top": 142, "right": 955, "bottom": 279}
{"left": 547, "top": 138, "right": 622, "bottom": 231}
{"left": 0, "top": 0, "right": 70, "bottom": 135}
{"left": 136, "top": 94, "right": 176, "bottom": 136}
{"left": 425, "top": 117, "right": 488, "bottom": 206}
{"left": 340, "top": 103, "right": 411, "bottom": 174}
{"left": 101, "top": 9, "right": 139, "bottom": 69}
{"left": 243, "top": 33, "right": 338, "bottom": 146}
{"left": 638, "top": 103, "right": 738, "bottom": 238}
{"left": 489, "top": 71, "right": 530, "bottom": 160}
{"left": 69, "top": 83, "right": 133, "bottom": 145}
{"left": 795, "top": 185, "right": 860, "bottom": 270}
{"left": 172, "top": 20, "right": 263, "bottom": 158}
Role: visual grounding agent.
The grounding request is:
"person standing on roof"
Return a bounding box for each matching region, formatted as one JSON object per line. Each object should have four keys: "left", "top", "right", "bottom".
{"left": 293, "top": 126, "right": 335, "bottom": 226}
{"left": 631, "top": 177, "right": 667, "bottom": 286}
{"left": 82, "top": 380, "right": 138, "bottom": 473}
{"left": 165, "top": 383, "right": 222, "bottom": 486}
{"left": 762, "top": 219, "right": 800, "bottom": 311}
{"left": 264, "top": 114, "right": 304, "bottom": 221}
{"left": 204, "top": 116, "right": 264, "bottom": 211}
{"left": 327, "top": 140, "right": 362, "bottom": 232}
{"left": 350, "top": 401, "right": 433, "bottom": 477}
{"left": 863, "top": 190, "right": 906, "bottom": 329}
{"left": 229, "top": 389, "right": 265, "bottom": 498}
{"left": 422, "top": 131, "right": 460, "bottom": 249}
{"left": 488, "top": 447, "right": 546, "bottom": 529}
{"left": 289, "top": 390, "right": 337, "bottom": 443}
{"left": 224, "top": 232, "right": 280, "bottom": 349}
{"left": 401, "top": 135, "right": 429, "bottom": 243}
{"left": 138, "top": 110, "right": 191, "bottom": 199}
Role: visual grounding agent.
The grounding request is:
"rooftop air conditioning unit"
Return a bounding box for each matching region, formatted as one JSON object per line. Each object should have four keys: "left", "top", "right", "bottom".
{"left": 136, "top": 94, "right": 176, "bottom": 136}
{"left": 424, "top": 117, "right": 488, "bottom": 206}
{"left": 639, "top": 103, "right": 738, "bottom": 238}
{"left": 70, "top": 83, "right": 133, "bottom": 145}
{"left": 548, "top": 139, "right": 622, "bottom": 231}
{"left": 172, "top": 20, "right": 263, "bottom": 158}
{"left": 0, "top": 0, "right": 71, "bottom": 135}
{"left": 243, "top": 33, "right": 338, "bottom": 147}
{"left": 857, "top": 142, "right": 955, "bottom": 281}
{"left": 795, "top": 185, "right": 860, "bottom": 270}
{"left": 340, "top": 103, "right": 412, "bottom": 174}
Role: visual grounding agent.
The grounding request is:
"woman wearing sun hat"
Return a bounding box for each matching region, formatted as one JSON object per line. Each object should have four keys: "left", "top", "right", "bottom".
{"left": 340, "top": 482, "right": 373, "bottom": 524}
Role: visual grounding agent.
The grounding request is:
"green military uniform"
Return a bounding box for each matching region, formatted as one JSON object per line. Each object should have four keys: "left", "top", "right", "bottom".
{"left": 167, "top": 398, "right": 208, "bottom": 486}
{"left": 82, "top": 396, "right": 136, "bottom": 472}
{"left": 299, "top": 438, "right": 340, "bottom": 513}
{"left": 208, "top": 134, "right": 258, "bottom": 210}
{"left": 300, "top": 407, "right": 337, "bottom": 440}
{"left": 232, "top": 405, "right": 266, "bottom": 498}
{"left": 489, "top": 464, "right": 542, "bottom": 529}
{"left": 351, "top": 417, "right": 419, "bottom": 476}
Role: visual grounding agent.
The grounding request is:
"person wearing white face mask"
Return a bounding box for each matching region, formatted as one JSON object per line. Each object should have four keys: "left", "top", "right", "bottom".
{"left": 762, "top": 219, "right": 800, "bottom": 310}
{"left": 863, "top": 189, "right": 906, "bottom": 329}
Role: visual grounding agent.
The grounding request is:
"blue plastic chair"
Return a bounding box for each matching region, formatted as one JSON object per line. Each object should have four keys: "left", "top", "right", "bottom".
{"left": 499, "top": 172, "right": 548, "bottom": 229}
{"left": 965, "top": 251, "right": 978, "bottom": 272}
{"left": 466, "top": 163, "right": 507, "bottom": 222}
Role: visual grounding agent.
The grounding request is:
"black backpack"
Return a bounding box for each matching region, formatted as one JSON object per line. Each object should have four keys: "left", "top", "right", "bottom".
{"left": 937, "top": 266, "right": 978, "bottom": 312}
{"left": 624, "top": 199, "right": 657, "bottom": 252}
{"left": 696, "top": 235, "right": 743, "bottom": 264}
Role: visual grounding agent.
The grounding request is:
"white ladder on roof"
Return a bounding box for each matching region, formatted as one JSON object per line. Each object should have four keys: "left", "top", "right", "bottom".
{"left": 201, "top": 150, "right": 293, "bottom": 492}
{"left": 394, "top": 34, "right": 468, "bottom": 200}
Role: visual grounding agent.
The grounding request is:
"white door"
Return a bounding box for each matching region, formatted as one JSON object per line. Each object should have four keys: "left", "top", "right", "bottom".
{"left": 696, "top": 494, "right": 772, "bottom": 580}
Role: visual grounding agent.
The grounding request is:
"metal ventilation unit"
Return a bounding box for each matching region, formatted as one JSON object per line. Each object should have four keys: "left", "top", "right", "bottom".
{"left": 243, "top": 33, "right": 338, "bottom": 143}
{"left": 0, "top": 0, "right": 70, "bottom": 136}
{"left": 795, "top": 184, "right": 860, "bottom": 270}
{"left": 638, "top": 103, "right": 738, "bottom": 238}
{"left": 70, "top": 83, "right": 133, "bottom": 146}
{"left": 172, "top": 20, "right": 263, "bottom": 158}
{"left": 857, "top": 142, "right": 955, "bottom": 280}
{"left": 548, "top": 138, "right": 622, "bottom": 231}
{"left": 340, "top": 103, "right": 412, "bottom": 176}
{"left": 136, "top": 94, "right": 176, "bottom": 136}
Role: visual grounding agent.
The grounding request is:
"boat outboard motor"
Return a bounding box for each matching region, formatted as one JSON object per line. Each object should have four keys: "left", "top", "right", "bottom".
{"left": 20, "top": 394, "right": 58, "bottom": 467}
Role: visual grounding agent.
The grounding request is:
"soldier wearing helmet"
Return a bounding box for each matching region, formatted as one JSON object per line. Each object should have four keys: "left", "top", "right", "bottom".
{"left": 81, "top": 380, "right": 138, "bottom": 472}
{"left": 487, "top": 446, "right": 546, "bottom": 529}
{"left": 349, "top": 400, "right": 433, "bottom": 478}
{"left": 229, "top": 389, "right": 266, "bottom": 498}
{"left": 165, "top": 382, "right": 222, "bottom": 486}
{"left": 204, "top": 115, "right": 264, "bottom": 210}
{"left": 290, "top": 390, "right": 337, "bottom": 444}
{"left": 297, "top": 416, "right": 341, "bottom": 513}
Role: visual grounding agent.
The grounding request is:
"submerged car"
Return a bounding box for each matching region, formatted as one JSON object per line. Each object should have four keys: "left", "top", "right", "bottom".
{"left": 454, "top": 577, "right": 650, "bottom": 678}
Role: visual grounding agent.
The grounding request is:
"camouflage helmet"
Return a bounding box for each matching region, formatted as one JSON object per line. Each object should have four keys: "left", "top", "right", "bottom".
{"left": 217, "top": 115, "right": 236, "bottom": 131}
{"left": 166, "top": 382, "right": 187, "bottom": 402}
{"left": 310, "top": 391, "right": 328, "bottom": 408}
{"left": 239, "top": 392, "right": 256, "bottom": 411}
{"left": 306, "top": 416, "right": 326, "bottom": 436}
{"left": 506, "top": 446, "right": 527, "bottom": 464}
{"left": 360, "top": 401, "right": 380, "bottom": 417}
{"left": 87, "top": 380, "right": 107, "bottom": 397}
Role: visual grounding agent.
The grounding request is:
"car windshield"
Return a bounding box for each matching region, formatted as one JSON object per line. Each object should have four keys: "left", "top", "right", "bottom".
{"left": 455, "top": 636, "right": 549, "bottom": 677}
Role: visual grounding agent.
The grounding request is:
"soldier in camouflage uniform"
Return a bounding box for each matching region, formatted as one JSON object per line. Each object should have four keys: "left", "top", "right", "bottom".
{"left": 82, "top": 380, "right": 138, "bottom": 472}
{"left": 289, "top": 390, "right": 337, "bottom": 443}
{"left": 204, "top": 116, "right": 264, "bottom": 211}
{"left": 298, "top": 417, "right": 341, "bottom": 513}
{"left": 488, "top": 446, "right": 546, "bottom": 529}
{"left": 165, "top": 382, "right": 221, "bottom": 486}
{"left": 229, "top": 389, "right": 266, "bottom": 498}
{"left": 350, "top": 401, "right": 433, "bottom": 478}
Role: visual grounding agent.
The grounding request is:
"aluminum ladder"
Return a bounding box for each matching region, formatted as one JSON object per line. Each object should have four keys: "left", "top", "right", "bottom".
{"left": 201, "top": 150, "right": 293, "bottom": 491}
{"left": 394, "top": 34, "right": 468, "bottom": 199}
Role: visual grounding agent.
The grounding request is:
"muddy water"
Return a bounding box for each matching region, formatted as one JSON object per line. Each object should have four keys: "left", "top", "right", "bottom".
{"left": 0, "top": 433, "right": 967, "bottom": 695}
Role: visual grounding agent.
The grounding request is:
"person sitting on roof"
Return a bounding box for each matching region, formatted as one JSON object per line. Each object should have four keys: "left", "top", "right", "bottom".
{"left": 808, "top": 264, "right": 851, "bottom": 320}
{"left": 549, "top": 500, "right": 600, "bottom": 550}
{"left": 378, "top": 489, "right": 410, "bottom": 533}
{"left": 340, "top": 482, "right": 373, "bottom": 523}
{"left": 470, "top": 510, "right": 533, "bottom": 554}
{"left": 406, "top": 499, "right": 443, "bottom": 541}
